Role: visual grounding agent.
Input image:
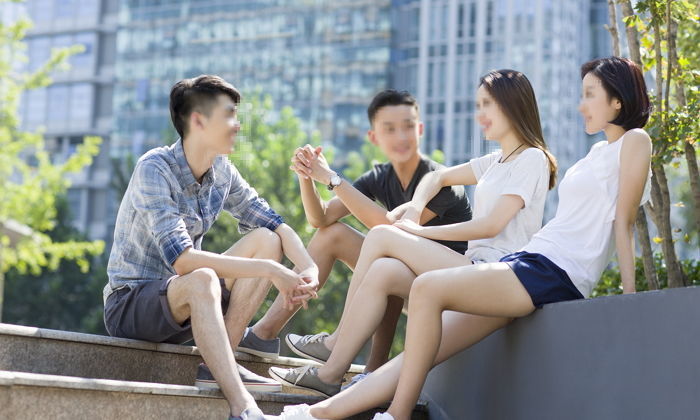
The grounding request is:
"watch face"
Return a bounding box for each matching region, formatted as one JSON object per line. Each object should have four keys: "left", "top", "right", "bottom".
{"left": 331, "top": 175, "right": 341, "bottom": 186}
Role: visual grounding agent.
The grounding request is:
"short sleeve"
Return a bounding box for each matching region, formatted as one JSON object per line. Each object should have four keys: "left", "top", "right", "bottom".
{"left": 469, "top": 151, "right": 500, "bottom": 180}
{"left": 223, "top": 162, "right": 284, "bottom": 233}
{"left": 500, "top": 148, "right": 549, "bottom": 208}
{"left": 130, "top": 160, "right": 193, "bottom": 266}
{"left": 426, "top": 185, "right": 467, "bottom": 218}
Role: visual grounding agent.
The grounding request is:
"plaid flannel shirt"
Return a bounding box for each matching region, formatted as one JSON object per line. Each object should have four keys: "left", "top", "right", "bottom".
{"left": 104, "top": 139, "right": 283, "bottom": 301}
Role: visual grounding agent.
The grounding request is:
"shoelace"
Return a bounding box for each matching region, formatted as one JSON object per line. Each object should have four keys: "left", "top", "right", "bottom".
{"left": 291, "top": 365, "right": 315, "bottom": 385}
{"left": 305, "top": 333, "right": 328, "bottom": 344}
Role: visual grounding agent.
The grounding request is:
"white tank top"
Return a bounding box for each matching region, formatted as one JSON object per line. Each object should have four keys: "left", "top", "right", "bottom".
{"left": 524, "top": 131, "right": 651, "bottom": 297}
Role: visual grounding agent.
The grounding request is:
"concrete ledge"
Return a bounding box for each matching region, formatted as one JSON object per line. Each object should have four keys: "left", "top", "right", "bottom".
{"left": 0, "top": 371, "right": 428, "bottom": 419}
{"left": 0, "top": 323, "right": 363, "bottom": 368}
{"left": 422, "top": 286, "right": 700, "bottom": 420}
{"left": 0, "top": 323, "right": 362, "bottom": 387}
{"left": 0, "top": 370, "right": 316, "bottom": 401}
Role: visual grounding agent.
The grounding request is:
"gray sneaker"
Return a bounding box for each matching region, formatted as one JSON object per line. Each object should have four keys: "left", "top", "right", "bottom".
{"left": 237, "top": 327, "right": 280, "bottom": 359}
{"left": 285, "top": 332, "right": 331, "bottom": 363}
{"left": 268, "top": 365, "right": 341, "bottom": 398}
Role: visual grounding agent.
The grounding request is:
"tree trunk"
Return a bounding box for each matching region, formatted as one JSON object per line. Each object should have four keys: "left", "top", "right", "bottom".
{"left": 618, "top": 0, "right": 658, "bottom": 288}
{"left": 637, "top": 207, "right": 659, "bottom": 290}
{"left": 651, "top": 165, "right": 687, "bottom": 287}
{"left": 606, "top": 0, "right": 621, "bottom": 56}
{"left": 666, "top": 18, "right": 700, "bottom": 239}
{"left": 619, "top": 0, "right": 642, "bottom": 66}
{"left": 685, "top": 141, "right": 700, "bottom": 238}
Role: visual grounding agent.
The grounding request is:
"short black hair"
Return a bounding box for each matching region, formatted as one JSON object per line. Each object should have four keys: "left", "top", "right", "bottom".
{"left": 367, "top": 89, "right": 419, "bottom": 126}
{"left": 169, "top": 75, "right": 241, "bottom": 138}
{"left": 581, "top": 57, "right": 651, "bottom": 130}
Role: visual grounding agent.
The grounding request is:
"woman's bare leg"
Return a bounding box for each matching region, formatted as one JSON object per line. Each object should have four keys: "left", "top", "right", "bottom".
{"left": 387, "top": 263, "right": 535, "bottom": 419}
{"left": 326, "top": 225, "right": 471, "bottom": 349}
{"left": 318, "top": 258, "right": 415, "bottom": 383}
{"left": 310, "top": 307, "right": 515, "bottom": 419}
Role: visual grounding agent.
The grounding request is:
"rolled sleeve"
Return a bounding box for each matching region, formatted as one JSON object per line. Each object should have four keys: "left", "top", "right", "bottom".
{"left": 223, "top": 164, "right": 284, "bottom": 233}
{"left": 131, "top": 160, "right": 193, "bottom": 265}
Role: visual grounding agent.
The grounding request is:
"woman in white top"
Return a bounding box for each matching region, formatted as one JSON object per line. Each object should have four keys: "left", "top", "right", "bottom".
{"left": 270, "top": 69, "right": 557, "bottom": 397}
{"left": 273, "top": 56, "right": 652, "bottom": 420}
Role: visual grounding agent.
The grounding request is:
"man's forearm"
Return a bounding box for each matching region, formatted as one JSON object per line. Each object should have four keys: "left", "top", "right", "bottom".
{"left": 172, "top": 247, "right": 272, "bottom": 279}
{"left": 274, "top": 223, "right": 317, "bottom": 272}
{"left": 298, "top": 176, "right": 330, "bottom": 227}
{"left": 333, "top": 180, "right": 390, "bottom": 228}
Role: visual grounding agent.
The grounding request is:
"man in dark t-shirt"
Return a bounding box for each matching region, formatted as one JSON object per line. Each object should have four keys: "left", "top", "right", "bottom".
{"left": 353, "top": 157, "right": 470, "bottom": 253}
{"left": 235, "top": 90, "right": 472, "bottom": 374}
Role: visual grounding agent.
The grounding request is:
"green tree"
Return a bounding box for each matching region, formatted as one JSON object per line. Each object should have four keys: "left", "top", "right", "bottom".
{"left": 604, "top": 0, "right": 699, "bottom": 291}
{"left": 0, "top": 0, "right": 103, "bottom": 319}
{"left": 3, "top": 197, "right": 108, "bottom": 333}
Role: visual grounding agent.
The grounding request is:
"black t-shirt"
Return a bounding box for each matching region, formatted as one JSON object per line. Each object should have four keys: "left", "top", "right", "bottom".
{"left": 353, "top": 156, "right": 472, "bottom": 254}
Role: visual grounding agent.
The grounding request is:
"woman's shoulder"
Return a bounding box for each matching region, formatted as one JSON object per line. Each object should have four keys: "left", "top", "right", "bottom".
{"left": 622, "top": 128, "right": 652, "bottom": 147}
{"left": 516, "top": 146, "right": 548, "bottom": 165}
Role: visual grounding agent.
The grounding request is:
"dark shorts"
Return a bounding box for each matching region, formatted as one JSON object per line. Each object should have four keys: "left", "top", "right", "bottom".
{"left": 104, "top": 276, "right": 231, "bottom": 344}
{"left": 500, "top": 251, "right": 584, "bottom": 308}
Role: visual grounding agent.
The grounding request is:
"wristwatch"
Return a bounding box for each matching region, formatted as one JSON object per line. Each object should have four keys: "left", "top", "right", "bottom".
{"left": 327, "top": 172, "right": 342, "bottom": 191}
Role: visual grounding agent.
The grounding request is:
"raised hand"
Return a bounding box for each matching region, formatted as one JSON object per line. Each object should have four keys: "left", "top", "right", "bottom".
{"left": 289, "top": 144, "right": 334, "bottom": 184}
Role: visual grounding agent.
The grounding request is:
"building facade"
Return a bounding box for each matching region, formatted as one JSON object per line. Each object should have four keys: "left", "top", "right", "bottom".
{"left": 390, "top": 0, "right": 611, "bottom": 172}
{"left": 113, "top": 0, "right": 393, "bottom": 159}
{"left": 17, "top": 0, "right": 119, "bottom": 242}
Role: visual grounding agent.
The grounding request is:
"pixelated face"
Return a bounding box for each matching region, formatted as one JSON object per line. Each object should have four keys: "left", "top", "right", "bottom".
{"left": 475, "top": 85, "right": 512, "bottom": 142}
{"left": 368, "top": 104, "right": 423, "bottom": 164}
{"left": 579, "top": 72, "right": 621, "bottom": 135}
{"left": 200, "top": 94, "right": 241, "bottom": 155}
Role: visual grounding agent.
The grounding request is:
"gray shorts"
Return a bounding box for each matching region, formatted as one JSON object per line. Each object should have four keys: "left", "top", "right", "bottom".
{"left": 104, "top": 276, "right": 231, "bottom": 344}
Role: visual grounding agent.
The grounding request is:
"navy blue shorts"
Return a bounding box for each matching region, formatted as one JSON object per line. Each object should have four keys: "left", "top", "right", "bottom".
{"left": 104, "top": 276, "right": 231, "bottom": 344}
{"left": 500, "top": 251, "right": 584, "bottom": 308}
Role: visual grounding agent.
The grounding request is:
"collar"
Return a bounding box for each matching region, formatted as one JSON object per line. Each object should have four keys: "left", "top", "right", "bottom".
{"left": 171, "top": 139, "right": 199, "bottom": 189}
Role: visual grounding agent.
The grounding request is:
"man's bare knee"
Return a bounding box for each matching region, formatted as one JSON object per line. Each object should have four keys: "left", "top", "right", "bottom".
{"left": 309, "top": 222, "right": 351, "bottom": 250}
{"left": 168, "top": 268, "right": 221, "bottom": 323}
{"left": 186, "top": 268, "right": 222, "bottom": 304}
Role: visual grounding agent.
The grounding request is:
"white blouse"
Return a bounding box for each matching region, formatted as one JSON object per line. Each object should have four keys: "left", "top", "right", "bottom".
{"left": 524, "top": 131, "right": 651, "bottom": 297}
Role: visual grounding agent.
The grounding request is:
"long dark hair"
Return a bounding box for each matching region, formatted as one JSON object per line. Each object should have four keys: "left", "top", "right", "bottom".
{"left": 479, "top": 69, "right": 557, "bottom": 190}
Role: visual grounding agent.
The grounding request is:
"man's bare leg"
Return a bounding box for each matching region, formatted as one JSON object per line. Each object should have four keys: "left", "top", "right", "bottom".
{"left": 250, "top": 222, "right": 363, "bottom": 340}
{"left": 221, "top": 227, "right": 285, "bottom": 349}
{"left": 365, "top": 295, "right": 403, "bottom": 371}
{"left": 167, "top": 268, "right": 256, "bottom": 416}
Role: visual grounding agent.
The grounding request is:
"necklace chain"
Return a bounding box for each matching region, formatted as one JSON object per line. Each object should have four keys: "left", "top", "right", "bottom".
{"left": 499, "top": 144, "right": 524, "bottom": 163}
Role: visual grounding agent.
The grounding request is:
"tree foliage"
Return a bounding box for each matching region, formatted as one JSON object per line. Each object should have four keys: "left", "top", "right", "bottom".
{"left": 604, "top": 0, "right": 699, "bottom": 291}
{"left": 0, "top": 1, "right": 103, "bottom": 277}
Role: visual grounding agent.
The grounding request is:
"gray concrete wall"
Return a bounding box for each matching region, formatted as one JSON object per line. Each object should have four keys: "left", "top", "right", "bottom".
{"left": 421, "top": 286, "right": 700, "bottom": 420}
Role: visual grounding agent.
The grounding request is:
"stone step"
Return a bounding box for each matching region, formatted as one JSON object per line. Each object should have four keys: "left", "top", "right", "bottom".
{"left": 0, "top": 323, "right": 361, "bottom": 394}
{"left": 0, "top": 370, "right": 429, "bottom": 419}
